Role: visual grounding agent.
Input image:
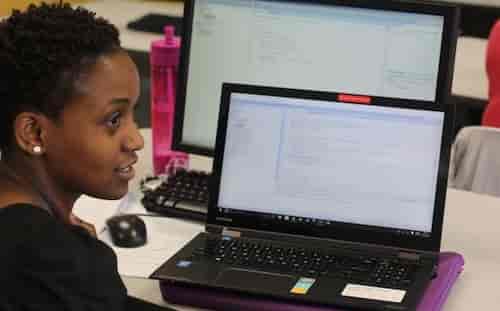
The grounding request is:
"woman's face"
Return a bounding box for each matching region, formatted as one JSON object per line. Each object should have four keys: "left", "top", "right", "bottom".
{"left": 43, "top": 51, "right": 144, "bottom": 200}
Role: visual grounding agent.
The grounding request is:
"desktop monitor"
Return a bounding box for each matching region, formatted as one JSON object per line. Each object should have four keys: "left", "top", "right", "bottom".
{"left": 173, "top": 0, "right": 459, "bottom": 157}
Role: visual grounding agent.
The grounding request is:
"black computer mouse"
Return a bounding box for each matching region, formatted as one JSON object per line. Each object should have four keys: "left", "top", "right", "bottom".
{"left": 106, "top": 215, "right": 147, "bottom": 248}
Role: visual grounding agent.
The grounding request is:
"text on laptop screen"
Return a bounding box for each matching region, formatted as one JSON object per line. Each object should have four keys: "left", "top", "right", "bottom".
{"left": 178, "top": 0, "right": 445, "bottom": 153}
{"left": 218, "top": 93, "right": 444, "bottom": 234}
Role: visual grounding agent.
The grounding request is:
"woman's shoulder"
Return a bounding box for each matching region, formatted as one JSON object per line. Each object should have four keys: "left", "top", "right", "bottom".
{"left": 0, "top": 202, "right": 51, "bottom": 214}
{"left": 0, "top": 204, "right": 59, "bottom": 251}
{"left": 0, "top": 204, "right": 129, "bottom": 311}
{"left": 0, "top": 203, "right": 54, "bottom": 227}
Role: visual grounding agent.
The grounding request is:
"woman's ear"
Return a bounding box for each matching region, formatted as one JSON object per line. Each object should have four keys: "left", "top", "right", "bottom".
{"left": 13, "top": 112, "right": 49, "bottom": 156}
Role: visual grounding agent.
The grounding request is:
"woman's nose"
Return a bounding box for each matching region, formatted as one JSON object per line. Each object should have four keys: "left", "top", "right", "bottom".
{"left": 123, "top": 124, "right": 144, "bottom": 152}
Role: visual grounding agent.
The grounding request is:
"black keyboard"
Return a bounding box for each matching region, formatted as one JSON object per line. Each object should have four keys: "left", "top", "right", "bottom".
{"left": 190, "top": 237, "right": 418, "bottom": 289}
{"left": 141, "top": 169, "right": 210, "bottom": 221}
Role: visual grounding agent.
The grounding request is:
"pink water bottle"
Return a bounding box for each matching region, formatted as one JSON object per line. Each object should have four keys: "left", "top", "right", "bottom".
{"left": 150, "top": 25, "right": 189, "bottom": 175}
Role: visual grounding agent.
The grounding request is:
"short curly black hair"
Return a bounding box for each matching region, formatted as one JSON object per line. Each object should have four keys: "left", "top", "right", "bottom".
{"left": 0, "top": 2, "right": 121, "bottom": 151}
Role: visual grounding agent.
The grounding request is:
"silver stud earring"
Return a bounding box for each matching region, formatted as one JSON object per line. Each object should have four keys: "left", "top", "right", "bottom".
{"left": 33, "top": 146, "right": 42, "bottom": 154}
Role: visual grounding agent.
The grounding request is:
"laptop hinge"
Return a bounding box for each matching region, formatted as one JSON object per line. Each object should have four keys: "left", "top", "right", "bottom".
{"left": 398, "top": 251, "right": 420, "bottom": 261}
{"left": 222, "top": 227, "right": 241, "bottom": 238}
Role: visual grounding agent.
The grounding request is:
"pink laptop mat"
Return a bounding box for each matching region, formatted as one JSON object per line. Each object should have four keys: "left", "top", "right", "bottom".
{"left": 160, "top": 252, "right": 464, "bottom": 311}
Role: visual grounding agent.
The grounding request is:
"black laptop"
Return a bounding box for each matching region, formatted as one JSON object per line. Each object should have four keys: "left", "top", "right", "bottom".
{"left": 153, "top": 81, "right": 455, "bottom": 311}
{"left": 152, "top": 0, "right": 459, "bottom": 310}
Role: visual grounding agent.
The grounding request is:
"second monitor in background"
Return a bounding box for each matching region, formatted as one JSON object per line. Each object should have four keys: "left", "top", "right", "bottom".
{"left": 173, "top": 0, "right": 458, "bottom": 157}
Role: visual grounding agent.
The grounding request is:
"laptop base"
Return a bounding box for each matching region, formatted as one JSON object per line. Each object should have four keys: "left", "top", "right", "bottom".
{"left": 159, "top": 252, "right": 463, "bottom": 311}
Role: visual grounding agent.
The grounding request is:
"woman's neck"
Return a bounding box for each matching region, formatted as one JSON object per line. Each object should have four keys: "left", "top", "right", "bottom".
{"left": 0, "top": 158, "right": 76, "bottom": 223}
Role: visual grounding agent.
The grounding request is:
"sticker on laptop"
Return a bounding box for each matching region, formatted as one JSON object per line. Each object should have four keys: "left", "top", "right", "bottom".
{"left": 290, "top": 277, "right": 316, "bottom": 294}
{"left": 342, "top": 284, "right": 406, "bottom": 303}
{"left": 176, "top": 260, "right": 192, "bottom": 268}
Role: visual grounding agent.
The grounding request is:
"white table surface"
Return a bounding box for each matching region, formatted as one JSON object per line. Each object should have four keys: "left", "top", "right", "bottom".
{"left": 82, "top": 0, "right": 490, "bottom": 100}
{"left": 73, "top": 129, "right": 500, "bottom": 310}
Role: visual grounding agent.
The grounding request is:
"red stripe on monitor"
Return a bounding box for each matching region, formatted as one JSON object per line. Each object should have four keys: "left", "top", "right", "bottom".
{"left": 337, "top": 94, "right": 372, "bottom": 104}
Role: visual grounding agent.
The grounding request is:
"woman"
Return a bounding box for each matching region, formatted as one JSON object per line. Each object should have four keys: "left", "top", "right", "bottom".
{"left": 0, "top": 3, "right": 173, "bottom": 310}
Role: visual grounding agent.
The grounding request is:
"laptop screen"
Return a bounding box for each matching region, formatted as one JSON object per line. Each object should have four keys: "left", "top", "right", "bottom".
{"left": 210, "top": 84, "right": 455, "bottom": 253}
{"left": 219, "top": 92, "right": 443, "bottom": 234}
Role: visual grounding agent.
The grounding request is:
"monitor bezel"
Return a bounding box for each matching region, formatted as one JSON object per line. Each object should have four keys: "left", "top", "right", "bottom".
{"left": 173, "top": 0, "right": 459, "bottom": 159}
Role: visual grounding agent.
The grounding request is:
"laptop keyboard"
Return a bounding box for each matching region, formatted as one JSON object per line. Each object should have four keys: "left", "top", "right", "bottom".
{"left": 189, "top": 236, "right": 418, "bottom": 289}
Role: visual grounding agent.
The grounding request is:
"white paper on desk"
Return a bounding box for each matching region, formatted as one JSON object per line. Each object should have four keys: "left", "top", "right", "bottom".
{"left": 73, "top": 195, "right": 121, "bottom": 233}
{"left": 99, "top": 216, "right": 202, "bottom": 278}
{"left": 75, "top": 191, "right": 156, "bottom": 234}
{"left": 72, "top": 191, "right": 145, "bottom": 233}
{"left": 115, "top": 191, "right": 149, "bottom": 215}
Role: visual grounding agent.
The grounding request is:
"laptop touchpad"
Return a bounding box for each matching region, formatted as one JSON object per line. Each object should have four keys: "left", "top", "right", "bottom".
{"left": 215, "top": 268, "right": 295, "bottom": 292}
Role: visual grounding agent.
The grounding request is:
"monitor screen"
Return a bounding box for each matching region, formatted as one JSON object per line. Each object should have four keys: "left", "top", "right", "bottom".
{"left": 174, "top": 0, "right": 458, "bottom": 156}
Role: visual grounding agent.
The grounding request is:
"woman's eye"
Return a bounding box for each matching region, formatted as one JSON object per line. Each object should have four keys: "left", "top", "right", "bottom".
{"left": 107, "top": 112, "right": 122, "bottom": 128}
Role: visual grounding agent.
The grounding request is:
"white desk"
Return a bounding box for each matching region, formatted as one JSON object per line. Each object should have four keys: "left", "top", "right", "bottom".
{"left": 83, "top": 0, "right": 490, "bottom": 100}
{"left": 123, "top": 189, "right": 500, "bottom": 311}
{"left": 72, "top": 128, "right": 500, "bottom": 311}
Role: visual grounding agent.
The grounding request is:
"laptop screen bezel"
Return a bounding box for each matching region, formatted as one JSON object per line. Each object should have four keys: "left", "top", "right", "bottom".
{"left": 207, "top": 0, "right": 459, "bottom": 253}
{"left": 210, "top": 83, "right": 454, "bottom": 252}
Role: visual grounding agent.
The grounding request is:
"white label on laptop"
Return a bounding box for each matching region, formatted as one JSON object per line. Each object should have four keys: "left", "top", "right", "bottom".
{"left": 342, "top": 284, "right": 406, "bottom": 303}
